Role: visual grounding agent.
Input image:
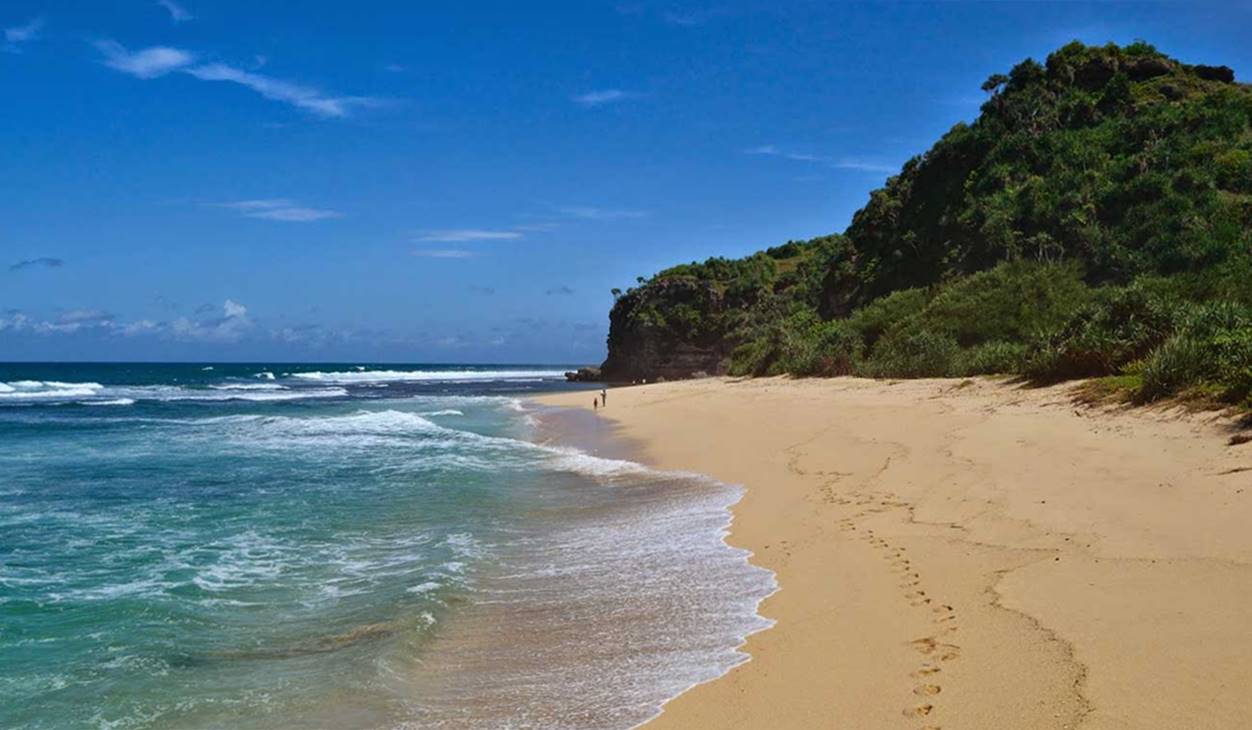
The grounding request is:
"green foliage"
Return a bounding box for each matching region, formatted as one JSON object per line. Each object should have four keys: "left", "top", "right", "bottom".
{"left": 1023, "top": 284, "right": 1182, "bottom": 380}
{"left": 603, "top": 43, "right": 1252, "bottom": 409}
{"left": 776, "top": 316, "right": 865, "bottom": 376}
{"left": 953, "top": 342, "right": 1029, "bottom": 376}
{"left": 861, "top": 330, "right": 961, "bottom": 378}
{"left": 838, "top": 41, "right": 1252, "bottom": 305}
{"left": 911, "top": 262, "right": 1091, "bottom": 346}
{"left": 729, "top": 311, "right": 864, "bottom": 377}
{"left": 1137, "top": 302, "right": 1252, "bottom": 403}
{"left": 846, "top": 288, "right": 930, "bottom": 347}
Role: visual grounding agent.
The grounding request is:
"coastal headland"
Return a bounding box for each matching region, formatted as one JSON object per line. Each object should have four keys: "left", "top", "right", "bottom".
{"left": 537, "top": 376, "right": 1252, "bottom": 729}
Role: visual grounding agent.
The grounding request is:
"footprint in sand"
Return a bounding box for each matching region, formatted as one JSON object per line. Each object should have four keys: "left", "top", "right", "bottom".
{"left": 913, "top": 684, "right": 942, "bottom": 696}
{"left": 911, "top": 664, "right": 941, "bottom": 677}
{"left": 903, "top": 703, "right": 934, "bottom": 717}
{"left": 911, "top": 637, "right": 961, "bottom": 662}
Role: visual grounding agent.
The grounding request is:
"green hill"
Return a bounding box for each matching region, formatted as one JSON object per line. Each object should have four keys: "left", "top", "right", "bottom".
{"left": 599, "top": 41, "right": 1252, "bottom": 408}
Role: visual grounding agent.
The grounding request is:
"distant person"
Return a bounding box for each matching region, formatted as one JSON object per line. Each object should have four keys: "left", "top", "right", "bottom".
{"left": 600, "top": 388, "right": 607, "bottom": 405}
{"left": 593, "top": 396, "right": 599, "bottom": 411}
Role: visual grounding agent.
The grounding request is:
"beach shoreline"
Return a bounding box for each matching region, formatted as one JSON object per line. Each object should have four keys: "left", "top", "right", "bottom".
{"left": 535, "top": 376, "right": 1252, "bottom": 729}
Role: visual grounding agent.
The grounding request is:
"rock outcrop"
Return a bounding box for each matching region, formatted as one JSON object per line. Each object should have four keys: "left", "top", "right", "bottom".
{"left": 600, "top": 277, "right": 734, "bottom": 381}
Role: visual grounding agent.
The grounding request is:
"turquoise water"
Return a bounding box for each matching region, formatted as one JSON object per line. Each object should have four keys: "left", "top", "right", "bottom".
{"left": 0, "top": 364, "right": 774, "bottom": 729}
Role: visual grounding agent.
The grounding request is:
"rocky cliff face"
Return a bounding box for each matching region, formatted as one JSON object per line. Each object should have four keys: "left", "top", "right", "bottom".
{"left": 599, "top": 277, "right": 734, "bottom": 380}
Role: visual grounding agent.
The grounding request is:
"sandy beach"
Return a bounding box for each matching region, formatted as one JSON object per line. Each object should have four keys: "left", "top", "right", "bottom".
{"left": 536, "top": 377, "right": 1252, "bottom": 729}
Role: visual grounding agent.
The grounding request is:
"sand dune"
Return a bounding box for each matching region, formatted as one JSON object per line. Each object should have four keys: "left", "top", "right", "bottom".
{"left": 536, "top": 376, "right": 1252, "bottom": 729}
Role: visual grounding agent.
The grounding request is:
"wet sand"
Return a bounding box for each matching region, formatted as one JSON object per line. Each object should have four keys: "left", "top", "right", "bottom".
{"left": 535, "top": 376, "right": 1252, "bottom": 729}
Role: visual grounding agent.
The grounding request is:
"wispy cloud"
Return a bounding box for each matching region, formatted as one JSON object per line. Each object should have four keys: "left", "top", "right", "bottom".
{"left": 0, "top": 299, "right": 355, "bottom": 345}
{"left": 414, "top": 229, "right": 523, "bottom": 242}
{"left": 832, "top": 160, "right": 898, "bottom": 174}
{"left": 95, "top": 41, "right": 194, "bottom": 78}
{"left": 93, "top": 41, "right": 195, "bottom": 79}
{"left": 662, "top": 8, "right": 730, "bottom": 27}
{"left": 3, "top": 17, "right": 44, "bottom": 53}
{"left": 572, "top": 89, "right": 640, "bottom": 107}
{"left": 556, "top": 205, "right": 647, "bottom": 221}
{"left": 94, "top": 42, "right": 380, "bottom": 118}
{"left": 59, "top": 308, "right": 114, "bottom": 324}
{"left": 10, "top": 257, "right": 64, "bottom": 272}
{"left": 9, "top": 308, "right": 117, "bottom": 334}
{"left": 746, "top": 144, "right": 897, "bottom": 174}
{"left": 157, "top": 0, "right": 194, "bottom": 23}
{"left": 213, "top": 199, "right": 342, "bottom": 222}
{"left": 744, "top": 144, "right": 822, "bottom": 163}
{"left": 546, "top": 285, "right": 575, "bottom": 296}
{"left": 186, "top": 63, "right": 378, "bottom": 118}
{"left": 412, "top": 249, "right": 476, "bottom": 259}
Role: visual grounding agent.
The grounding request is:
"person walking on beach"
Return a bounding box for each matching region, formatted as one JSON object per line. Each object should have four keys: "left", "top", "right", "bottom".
{"left": 593, "top": 396, "right": 599, "bottom": 411}
{"left": 600, "top": 388, "right": 607, "bottom": 406}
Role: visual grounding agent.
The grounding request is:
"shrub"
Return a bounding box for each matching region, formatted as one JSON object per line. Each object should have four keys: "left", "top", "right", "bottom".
{"left": 728, "top": 338, "right": 776, "bottom": 377}
{"left": 1023, "top": 285, "right": 1182, "bottom": 380}
{"left": 953, "top": 341, "right": 1028, "bottom": 376}
{"left": 918, "top": 262, "right": 1091, "bottom": 347}
{"left": 1137, "top": 302, "right": 1252, "bottom": 403}
{"left": 861, "top": 329, "right": 961, "bottom": 378}
{"left": 778, "top": 320, "right": 865, "bottom": 376}
{"left": 846, "top": 288, "right": 931, "bottom": 348}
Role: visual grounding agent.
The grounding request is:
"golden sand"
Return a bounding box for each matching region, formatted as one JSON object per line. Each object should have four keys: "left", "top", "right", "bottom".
{"left": 536, "top": 377, "right": 1252, "bottom": 729}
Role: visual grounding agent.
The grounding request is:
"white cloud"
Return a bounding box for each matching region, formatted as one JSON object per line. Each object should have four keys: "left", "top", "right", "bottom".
{"left": 663, "top": 9, "right": 726, "bottom": 27}
{"left": 1, "top": 308, "right": 118, "bottom": 335}
{"left": 556, "top": 205, "right": 647, "bottom": 220}
{"left": 58, "top": 309, "right": 115, "bottom": 325}
{"left": 833, "top": 160, "right": 898, "bottom": 174}
{"left": 4, "top": 17, "right": 44, "bottom": 52}
{"left": 119, "top": 319, "right": 160, "bottom": 337}
{"left": 415, "top": 229, "right": 522, "bottom": 242}
{"left": 93, "top": 43, "right": 379, "bottom": 118}
{"left": 186, "top": 63, "right": 377, "bottom": 118}
{"left": 94, "top": 41, "right": 195, "bottom": 79}
{"left": 412, "top": 249, "right": 476, "bottom": 259}
{"left": 157, "top": 0, "right": 194, "bottom": 23}
{"left": 213, "top": 199, "right": 342, "bottom": 222}
{"left": 170, "top": 299, "right": 252, "bottom": 342}
{"left": 746, "top": 143, "right": 898, "bottom": 174}
{"left": 222, "top": 299, "right": 247, "bottom": 319}
{"left": 0, "top": 312, "right": 30, "bottom": 333}
{"left": 744, "top": 144, "right": 822, "bottom": 162}
{"left": 0, "top": 299, "right": 306, "bottom": 344}
{"left": 572, "top": 89, "right": 639, "bottom": 107}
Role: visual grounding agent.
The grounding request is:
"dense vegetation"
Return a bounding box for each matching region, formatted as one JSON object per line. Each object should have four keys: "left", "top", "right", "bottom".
{"left": 602, "top": 42, "right": 1252, "bottom": 409}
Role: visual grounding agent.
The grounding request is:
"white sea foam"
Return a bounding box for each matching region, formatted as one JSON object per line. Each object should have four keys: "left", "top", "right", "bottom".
{"left": 289, "top": 368, "right": 567, "bottom": 384}
{"left": 0, "top": 380, "right": 343, "bottom": 405}
{"left": 254, "top": 371, "right": 276, "bottom": 380}
{"left": 0, "top": 380, "right": 105, "bottom": 400}
{"left": 419, "top": 409, "right": 463, "bottom": 417}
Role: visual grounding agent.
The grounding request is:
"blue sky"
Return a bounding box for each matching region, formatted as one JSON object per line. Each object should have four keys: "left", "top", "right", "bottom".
{"left": 1, "top": 1, "right": 1247, "bottom": 363}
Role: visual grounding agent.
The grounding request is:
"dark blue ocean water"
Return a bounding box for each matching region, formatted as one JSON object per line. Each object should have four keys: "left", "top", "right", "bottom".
{"left": 0, "top": 364, "right": 774, "bottom": 729}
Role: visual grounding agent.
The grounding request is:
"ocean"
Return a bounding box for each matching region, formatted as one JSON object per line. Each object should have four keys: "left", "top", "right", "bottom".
{"left": 0, "top": 363, "right": 774, "bottom": 729}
